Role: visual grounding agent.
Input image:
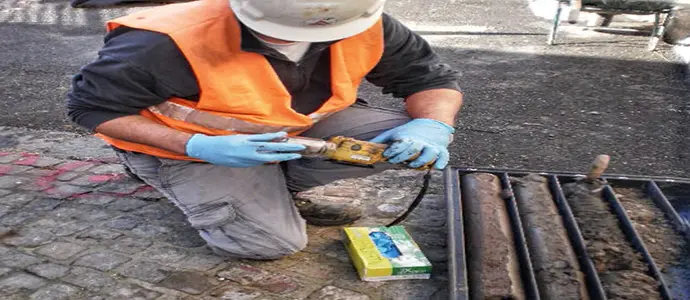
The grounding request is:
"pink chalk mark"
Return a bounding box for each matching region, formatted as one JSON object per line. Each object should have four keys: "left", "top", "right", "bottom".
{"left": 88, "top": 174, "right": 126, "bottom": 183}
{"left": 0, "top": 165, "right": 12, "bottom": 176}
{"left": 14, "top": 156, "right": 39, "bottom": 166}
{"left": 0, "top": 152, "right": 9, "bottom": 157}
{"left": 57, "top": 161, "right": 94, "bottom": 171}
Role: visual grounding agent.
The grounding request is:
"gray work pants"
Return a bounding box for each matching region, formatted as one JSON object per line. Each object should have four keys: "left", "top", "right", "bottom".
{"left": 115, "top": 102, "right": 410, "bottom": 260}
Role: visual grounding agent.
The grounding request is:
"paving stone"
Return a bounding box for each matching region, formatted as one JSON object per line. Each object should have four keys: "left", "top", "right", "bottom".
{"left": 0, "top": 154, "right": 20, "bottom": 163}
{"left": 131, "top": 224, "right": 171, "bottom": 239}
{"left": 0, "top": 272, "right": 46, "bottom": 295}
{"left": 73, "top": 251, "right": 131, "bottom": 271}
{"left": 24, "top": 198, "right": 63, "bottom": 211}
{"left": 43, "top": 184, "right": 91, "bottom": 199}
{"left": 17, "top": 181, "right": 53, "bottom": 192}
{"left": 0, "top": 204, "right": 11, "bottom": 218}
{"left": 217, "top": 263, "right": 300, "bottom": 294}
{"left": 26, "top": 263, "right": 70, "bottom": 279}
{"left": 75, "top": 194, "right": 117, "bottom": 206}
{"left": 131, "top": 186, "right": 165, "bottom": 200}
{"left": 0, "top": 225, "right": 15, "bottom": 238}
{"left": 98, "top": 181, "right": 147, "bottom": 195}
{"left": 2, "top": 165, "right": 33, "bottom": 175}
{"left": 75, "top": 208, "right": 111, "bottom": 222}
{"left": 0, "top": 266, "right": 12, "bottom": 277}
{"left": 104, "top": 216, "right": 141, "bottom": 230}
{"left": 160, "top": 271, "right": 214, "bottom": 295}
{"left": 55, "top": 161, "right": 97, "bottom": 173}
{"left": 142, "top": 245, "right": 188, "bottom": 264}
{"left": 380, "top": 280, "right": 443, "bottom": 300}
{"left": 51, "top": 220, "right": 91, "bottom": 237}
{"left": 0, "top": 189, "right": 12, "bottom": 197}
{"left": 307, "top": 286, "right": 370, "bottom": 300}
{"left": 170, "top": 252, "right": 225, "bottom": 272}
{"left": 107, "top": 198, "right": 149, "bottom": 212}
{"left": 1, "top": 210, "right": 42, "bottom": 226}
{"left": 131, "top": 203, "right": 177, "bottom": 220}
{"left": 16, "top": 157, "right": 62, "bottom": 168}
{"left": 0, "top": 248, "right": 43, "bottom": 268}
{"left": 109, "top": 236, "right": 151, "bottom": 254}
{"left": 117, "top": 261, "right": 169, "bottom": 283}
{"left": 0, "top": 193, "right": 38, "bottom": 207}
{"left": 52, "top": 206, "right": 82, "bottom": 219}
{"left": 68, "top": 175, "right": 110, "bottom": 188}
{"left": 77, "top": 228, "right": 122, "bottom": 241}
{"left": 24, "top": 169, "right": 61, "bottom": 177}
{"left": 56, "top": 172, "right": 81, "bottom": 181}
{"left": 208, "top": 285, "right": 271, "bottom": 300}
{"left": 89, "top": 164, "right": 124, "bottom": 175}
{"left": 0, "top": 176, "right": 24, "bottom": 189}
{"left": 101, "top": 283, "right": 161, "bottom": 300}
{"left": 29, "top": 283, "right": 80, "bottom": 300}
{"left": 62, "top": 266, "right": 117, "bottom": 292}
{"left": 404, "top": 208, "right": 446, "bottom": 227}
{"left": 35, "top": 242, "right": 86, "bottom": 260}
{"left": 2, "top": 228, "right": 55, "bottom": 247}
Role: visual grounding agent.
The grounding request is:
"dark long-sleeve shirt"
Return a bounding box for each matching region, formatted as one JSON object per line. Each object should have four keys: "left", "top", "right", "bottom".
{"left": 67, "top": 13, "right": 462, "bottom": 132}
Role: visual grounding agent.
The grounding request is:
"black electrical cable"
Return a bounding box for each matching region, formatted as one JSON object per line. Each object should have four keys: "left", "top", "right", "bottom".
{"left": 386, "top": 169, "right": 432, "bottom": 227}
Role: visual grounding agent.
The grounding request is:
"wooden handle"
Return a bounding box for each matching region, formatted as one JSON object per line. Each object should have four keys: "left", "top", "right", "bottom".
{"left": 586, "top": 155, "right": 610, "bottom": 180}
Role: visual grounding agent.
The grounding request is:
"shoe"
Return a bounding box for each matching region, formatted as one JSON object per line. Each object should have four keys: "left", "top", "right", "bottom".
{"left": 291, "top": 183, "right": 363, "bottom": 226}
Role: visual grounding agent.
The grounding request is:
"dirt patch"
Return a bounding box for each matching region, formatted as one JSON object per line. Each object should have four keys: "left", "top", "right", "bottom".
{"left": 462, "top": 173, "right": 524, "bottom": 300}
{"left": 512, "top": 174, "right": 588, "bottom": 300}
{"left": 614, "top": 187, "right": 684, "bottom": 272}
{"left": 563, "top": 180, "right": 662, "bottom": 299}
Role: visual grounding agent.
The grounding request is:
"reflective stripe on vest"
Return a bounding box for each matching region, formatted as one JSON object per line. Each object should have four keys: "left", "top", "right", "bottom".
{"left": 147, "top": 102, "right": 333, "bottom": 134}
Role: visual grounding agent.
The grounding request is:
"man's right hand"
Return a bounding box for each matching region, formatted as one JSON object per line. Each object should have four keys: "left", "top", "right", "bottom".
{"left": 185, "top": 131, "right": 306, "bottom": 168}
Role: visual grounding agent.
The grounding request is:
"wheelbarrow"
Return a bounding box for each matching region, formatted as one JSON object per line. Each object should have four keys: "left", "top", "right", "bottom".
{"left": 547, "top": 0, "right": 686, "bottom": 51}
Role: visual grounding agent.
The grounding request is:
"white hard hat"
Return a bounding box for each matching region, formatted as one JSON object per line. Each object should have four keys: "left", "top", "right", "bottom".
{"left": 229, "top": 0, "right": 387, "bottom": 42}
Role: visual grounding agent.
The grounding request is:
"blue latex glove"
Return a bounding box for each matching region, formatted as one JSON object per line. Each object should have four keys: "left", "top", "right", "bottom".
{"left": 185, "top": 132, "right": 306, "bottom": 168}
{"left": 370, "top": 118, "right": 455, "bottom": 169}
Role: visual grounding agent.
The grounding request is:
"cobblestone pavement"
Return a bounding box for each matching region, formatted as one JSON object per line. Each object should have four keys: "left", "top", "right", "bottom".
{"left": 0, "top": 151, "right": 449, "bottom": 299}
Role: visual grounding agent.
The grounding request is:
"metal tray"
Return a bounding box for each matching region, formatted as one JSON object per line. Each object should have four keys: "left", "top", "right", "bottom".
{"left": 444, "top": 167, "right": 690, "bottom": 300}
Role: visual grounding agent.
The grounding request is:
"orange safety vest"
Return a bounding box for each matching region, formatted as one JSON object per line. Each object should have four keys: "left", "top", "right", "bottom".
{"left": 96, "top": 0, "right": 384, "bottom": 160}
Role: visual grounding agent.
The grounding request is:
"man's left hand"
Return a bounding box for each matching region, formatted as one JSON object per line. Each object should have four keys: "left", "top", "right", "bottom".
{"left": 370, "top": 118, "right": 455, "bottom": 169}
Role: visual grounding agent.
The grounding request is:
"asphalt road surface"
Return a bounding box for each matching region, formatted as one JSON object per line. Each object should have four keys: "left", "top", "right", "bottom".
{"left": 1, "top": 0, "right": 688, "bottom": 177}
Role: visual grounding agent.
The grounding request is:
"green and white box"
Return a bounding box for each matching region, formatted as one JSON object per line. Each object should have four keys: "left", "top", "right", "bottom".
{"left": 342, "top": 225, "right": 432, "bottom": 281}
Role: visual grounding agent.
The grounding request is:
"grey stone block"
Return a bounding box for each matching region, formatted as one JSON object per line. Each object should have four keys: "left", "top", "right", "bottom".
{"left": 73, "top": 252, "right": 131, "bottom": 271}
{"left": 117, "top": 261, "right": 169, "bottom": 283}
{"left": 0, "top": 189, "right": 11, "bottom": 197}
{"left": 110, "top": 236, "right": 152, "bottom": 254}
{"left": 89, "top": 164, "right": 124, "bottom": 175}
{"left": 0, "top": 272, "right": 46, "bottom": 295}
{"left": 100, "top": 283, "right": 161, "bottom": 300}
{"left": 56, "top": 172, "right": 81, "bottom": 181}
{"left": 24, "top": 198, "right": 63, "bottom": 211}
{"left": 0, "top": 176, "right": 25, "bottom": 189}
{"left": 30, "top": 283, "right": 80, "bottom": 300}
{"left": 159, "top": 271, "right": 214, "bottom": 295}
{"left": 307, "top": 286, "right": 370, "bottom": 300}
{"left": 61, "top": 267, "right": 117, "bottom": 292}
{"left": 1, "top": 210, "right": 41, "bottom": 226}
{"left": 50, "top": 220, "right": 91, "bottom": 237}
{"left": 97, "top": 182, "right": 146, "bottom": 194}
{"left": 0, "top": 204, "right": 11, "bottom": 218}
{"left": 26, "top": 157, "right": 63, "bottom": 168}
{"left": 142, "top": 245, "right": 188, "bottom": 264}
{"left": 170, "top": 252, "right": 225, "bottom": 272}
{"left": 35, "top": 242, "right": 86, "bottom": 260}
{"left": 77, "top": 228, "right": 122, "bottom": 241}
{"left": 74, "top": 194, "right": 117, "bottom": 206}
{"left": 0, "top": 154, "right": 20, "bottom": 164}
{"left": 106, "top": 198, "right": 149, "bottom": 212}
{"left": 0, "top": 266, "right": 12, "bottom": 277}
{"left": 2, "top": 228, "right": 54, "bottom": 247}
{"left": 26, "top": 263, "right": 70, "bottom": 279}
{"left": 131, "top": 224, "right": 171, "bottom": 239}
{"left": 0, "top": 249, "right": 42, "bottom": 268}
{"left": 0, "top": 193, "right": 38, "bottom": 207}
{"left": 104, "top": 216, "right": 141, "bottom": 230}
{"left": 44, "top": 184, "right": 91, "bottom": 199}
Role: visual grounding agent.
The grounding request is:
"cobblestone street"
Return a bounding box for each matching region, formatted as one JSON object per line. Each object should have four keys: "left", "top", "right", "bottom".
{"left": 0, "top": 151, "right": 449, "bottom": 299}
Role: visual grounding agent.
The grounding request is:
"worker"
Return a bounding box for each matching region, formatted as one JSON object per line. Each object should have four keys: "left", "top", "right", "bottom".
{"left": 66, "top": 0, "right": 463, "bottom": 260}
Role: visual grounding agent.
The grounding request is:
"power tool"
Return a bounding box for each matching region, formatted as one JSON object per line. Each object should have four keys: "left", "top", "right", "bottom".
{"left": 274, "top": 135, "right": 433, "bottom": 169}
